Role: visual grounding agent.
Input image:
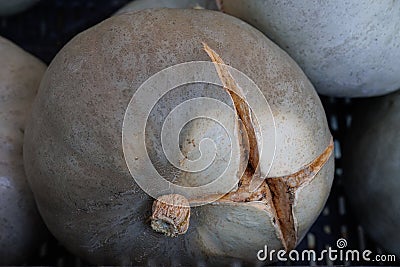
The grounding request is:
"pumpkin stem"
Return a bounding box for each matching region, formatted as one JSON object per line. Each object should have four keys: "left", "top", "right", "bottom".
{"left": 150, "top": 194, "right": 190, "bottom": 237}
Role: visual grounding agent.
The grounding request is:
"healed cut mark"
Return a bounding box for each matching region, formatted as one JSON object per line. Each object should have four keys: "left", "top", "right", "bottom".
{"left": 195, "top": 138, "right": 334, "bottom": 250}
{"left": 266, "top": 138, "right": 334, "bottom": 250}
{"left": 270, "top": 138, "right": 334, "bottom": 188}
{"left": 202, "top": 42, "right": 266, "bottom": 192}
{"left": 201, "top": 42, "right": 334, "bottom": 251}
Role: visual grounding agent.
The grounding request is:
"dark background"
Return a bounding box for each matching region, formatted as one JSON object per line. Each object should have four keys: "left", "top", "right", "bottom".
{"left": 0, "top": 0, "right": 397, "bottom": 266}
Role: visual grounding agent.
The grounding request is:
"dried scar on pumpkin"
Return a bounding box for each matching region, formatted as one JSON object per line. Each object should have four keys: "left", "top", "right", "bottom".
{"left": 151, "top": 43, "right": 334, "bottom": 251}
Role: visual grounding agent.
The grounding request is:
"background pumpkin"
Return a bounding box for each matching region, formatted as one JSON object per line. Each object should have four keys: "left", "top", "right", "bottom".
{"left": 115, "top": 0, "right": 217, "bottom": 15}
{"left": 344, "top": 90, "right": 400, "bottom": 258}
{"left": 0, "top": 36, "right": 47, "bottom": 265}
{"left": 219, "top": 0, "right": 400, "bottom": 98}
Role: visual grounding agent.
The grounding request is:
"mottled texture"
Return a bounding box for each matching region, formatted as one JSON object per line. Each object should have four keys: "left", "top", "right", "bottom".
{"left": 220, "top": 0, "right": 400, "bottom": 97}
{"left": 0, "top": 36, "right": 47, "bottom": 265}
{"left": 24, "top": 9, "right": 333, "bottom": 265}
{"left": 115, "top": 0, "right": 217, "bottom": 15}
{"left": 344, "top": 90, "right": 400, "bottom": 257}
{"left": 0, "top": 0, "right": 38, "bottom": 16}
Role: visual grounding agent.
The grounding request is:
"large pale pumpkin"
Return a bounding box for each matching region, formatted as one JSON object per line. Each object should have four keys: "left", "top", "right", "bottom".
{"left": 0, "top": 36, "right": 47, "bottom": 265}
{"left": 24, "top": 9, "right": 334, "bottom": 265}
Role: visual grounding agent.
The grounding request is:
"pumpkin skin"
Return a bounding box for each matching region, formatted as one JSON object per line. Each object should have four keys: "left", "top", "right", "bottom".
{"left": 115, "top": 0, "right": 217, "bottom": 15}
{"left": 0, "top": 0, "right": 38, "bottom": 16}
{"left": 24, "top": 9, "right": 334, "bottom": 265}
{"left": 219, "top": 0, "right": 400, "bottom": 98}
{"left": 344, "top": 91, "right": 400, "bottom": 258}
{"left": 0, "top": 36, "right": 47, "bottom": 265}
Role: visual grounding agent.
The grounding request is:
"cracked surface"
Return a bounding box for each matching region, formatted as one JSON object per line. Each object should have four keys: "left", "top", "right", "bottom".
{"left": 206, "top": 43, "right": 334, "bottom": 251}
{"left": 214, "top": 139, "right": 333, "bottom": 250}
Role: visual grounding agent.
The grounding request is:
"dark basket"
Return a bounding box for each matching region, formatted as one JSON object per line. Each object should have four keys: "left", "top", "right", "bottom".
{"left": 1, "top": 1, "right": 398, "bottom": 266}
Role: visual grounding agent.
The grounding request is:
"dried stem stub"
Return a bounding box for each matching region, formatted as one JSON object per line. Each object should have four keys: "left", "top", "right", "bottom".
{"left": 150, "top": 194, "right": 190, "bottom": 237}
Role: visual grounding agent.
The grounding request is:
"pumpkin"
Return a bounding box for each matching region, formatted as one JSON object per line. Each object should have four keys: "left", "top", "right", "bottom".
{"left": 218, "top": 0, "right": 400, "bottom": 97}
{"left": 344, "top": 90, "right": 400, "bottom": 258}
{"left": 24, "top": 9, "right": 334, "bottom": 265}
{"left": 0, "top": 36, "right": 47, "bottom": 265}
{"left": 115, "top": 0, "right": 217, "bottom": 15}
